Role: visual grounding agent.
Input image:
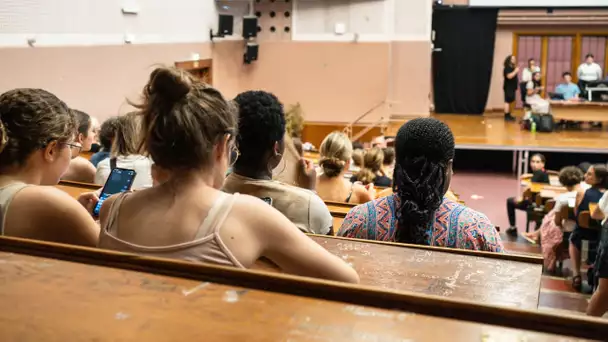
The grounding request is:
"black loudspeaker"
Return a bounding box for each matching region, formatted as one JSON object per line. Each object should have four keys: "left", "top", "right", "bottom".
{"left": 244, "top": 43, "right": 259, "bottom": 64}
{"left": 243, "top": 16, "right": 258, "bottom": 39}
{"left": 218, "top": 14, "right": 234, "bottom": 36}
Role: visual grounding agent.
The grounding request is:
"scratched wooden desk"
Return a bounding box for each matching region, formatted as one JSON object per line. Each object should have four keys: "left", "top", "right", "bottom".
{"left": 0, "top": 237, "right": 605, "bottom": 341}
{"left": 256, "top": 235, "right": 544, "bottom": 310}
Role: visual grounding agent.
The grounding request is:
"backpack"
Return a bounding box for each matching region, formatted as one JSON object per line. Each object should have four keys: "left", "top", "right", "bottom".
{"left": 537, "top": 113, "right": 555, "bottom": 133}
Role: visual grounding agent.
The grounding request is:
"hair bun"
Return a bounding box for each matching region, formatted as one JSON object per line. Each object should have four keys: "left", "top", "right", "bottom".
{"left": 149, "top": 67, "right": 192, "bottom": 103}
{"left": 320, "top": 157, "right": 345, "bottom": 177}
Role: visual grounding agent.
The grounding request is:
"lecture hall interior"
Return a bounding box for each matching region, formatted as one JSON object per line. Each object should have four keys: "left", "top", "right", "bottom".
{"left": 2, "top": 0, "right": 608, "bottom": 340}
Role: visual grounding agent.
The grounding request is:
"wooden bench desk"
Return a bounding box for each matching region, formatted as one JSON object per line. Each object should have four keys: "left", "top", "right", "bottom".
{"left": 56, "top": 180, "right": 102, "bottom": 198}
{"left": 550, "top": 101, "right": 608, "bottom": 122}
{"left": 0, "top": 236, "right": 605, "bottom": 341}
{"left": 256, "top": 235, "right": 543, "bottom": 310}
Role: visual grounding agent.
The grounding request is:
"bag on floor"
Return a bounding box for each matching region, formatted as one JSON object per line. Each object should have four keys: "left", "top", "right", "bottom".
{"left": 537, "top": 113, "right": 555, "bottom": 133}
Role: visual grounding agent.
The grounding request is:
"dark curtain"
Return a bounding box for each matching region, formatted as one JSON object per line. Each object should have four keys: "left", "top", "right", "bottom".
{"left": 432, "top": 7, "right": 498, "bottom": 114}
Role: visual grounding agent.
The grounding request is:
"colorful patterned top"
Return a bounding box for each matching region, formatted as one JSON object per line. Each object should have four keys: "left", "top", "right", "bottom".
{"left": 338, "top": 194, "right": 504, "bottom": 252}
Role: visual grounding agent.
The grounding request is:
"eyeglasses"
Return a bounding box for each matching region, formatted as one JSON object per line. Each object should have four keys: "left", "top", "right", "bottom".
{"left": 229, "top": 144, "right": 240, "bottom": 167}
{"left": 63, "top": 142, "right": 82, "bottom": 159}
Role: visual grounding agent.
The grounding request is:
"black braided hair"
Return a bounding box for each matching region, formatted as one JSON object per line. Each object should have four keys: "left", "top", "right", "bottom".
{"left": 393, "top": 118, "right": 455, "bottom": 245}
{"left": 233, "top": 91, "right": 285, "bottom": 170}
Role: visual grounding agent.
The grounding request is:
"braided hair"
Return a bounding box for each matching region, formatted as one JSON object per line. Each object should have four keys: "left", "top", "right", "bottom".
{"left": 393, "top": 118, "right": 455, "bottom": 245}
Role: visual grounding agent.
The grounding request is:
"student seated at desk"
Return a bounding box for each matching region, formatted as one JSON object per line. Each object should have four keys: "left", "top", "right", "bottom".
{"left": 521, "top": 166, "right": 584, "bottom": 272}
{"left": 316, "top": 131, "right": 374, "bottom": 204}
{"left": 382, "top": 147, "right": 395, "bottom": 180}
{"left": 222, "top": 91, "right": 333, "bottom": 236}
{"left": 570, "top": 164, "right": 608, "bottom": 292}
{"left": 505, "top": 153, "right": 550, "bottom": 236}
{"left": 554, "top": 72, "right": 581, "bottom": 102}
{"left": 95, "top": 112, "right": 153, "bottom": 189}
{"left": 61, "top": 109, "right": 97, "bottom": 183}
{"left": 0, "top": 88, "right": 99, "bottom": 245}
{"left": 589, "top": 191, "right": 608, "bottom": 317}
{"left": 90, "top": 116, "right": 118, "bottom": 167}
{"left": 350, "top": 147, "right": 392, "bottom": 187}
{"left": 97, "top": 68, "right": 358, "bottom": 284}
{"left": 338, "top": 118, "right": 503, "bottom": 252}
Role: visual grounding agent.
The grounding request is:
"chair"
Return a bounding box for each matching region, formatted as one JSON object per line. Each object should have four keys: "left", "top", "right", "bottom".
{"left": 525, "top": 192, "right": 545, "bottom": 233}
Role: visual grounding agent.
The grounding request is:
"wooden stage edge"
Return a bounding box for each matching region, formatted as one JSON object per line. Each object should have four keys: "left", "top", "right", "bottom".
{"left": 303, "top": 113, "right": 608, "bottom": 153}
{"left": 1, "top": 236, "right": 607, "bottom": 340}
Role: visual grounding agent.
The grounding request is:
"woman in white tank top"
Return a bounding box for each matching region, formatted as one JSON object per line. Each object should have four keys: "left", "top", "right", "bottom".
{"left": 0, "top": 88, "right": 99, "bottom": 245}
{"left": 96, "top": 67, "right": 359, "bottom": 284}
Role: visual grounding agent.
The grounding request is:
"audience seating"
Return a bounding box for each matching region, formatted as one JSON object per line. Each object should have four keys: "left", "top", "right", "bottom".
{"left": 1, "top": 236, "right": 606, "bottom": 340}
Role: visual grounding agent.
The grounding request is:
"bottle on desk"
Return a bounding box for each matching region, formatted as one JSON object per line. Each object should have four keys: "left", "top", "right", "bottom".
{"left": 531, "top": 121, "right": 537, "bottom": 133}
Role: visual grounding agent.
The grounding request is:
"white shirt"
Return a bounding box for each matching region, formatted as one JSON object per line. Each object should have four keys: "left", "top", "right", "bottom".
{"left": 554, "top": 190, "right": 578, "bottom": 231}
{"left": 598, "top": 192, "right": 608, "bottom": 225}
{"left": 95, "top": 155, "right": 153, "bottom": 189}
{"left": 521, "top": 66, "right": 540, "bottom": 83}
{"left": 577, "top": 62, "right": 603, "bottom": 82}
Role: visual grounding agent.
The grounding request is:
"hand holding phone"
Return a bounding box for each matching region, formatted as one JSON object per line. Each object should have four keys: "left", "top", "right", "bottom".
{"left": 93, "top": 168, "right": 137, "bottom": 217}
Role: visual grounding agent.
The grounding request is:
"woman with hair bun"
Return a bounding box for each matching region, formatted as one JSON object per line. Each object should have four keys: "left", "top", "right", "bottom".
{"left": 316, "top": 131, "right": 374, "bottom": 204}
{"left": 350, "top": 147, "right": 391, "bottom": 187}
{"left": 97, "top": 67, "right": 358, "bottom": 284}
{"left": 338, "top": 118, "right": 503, "bottom": 252}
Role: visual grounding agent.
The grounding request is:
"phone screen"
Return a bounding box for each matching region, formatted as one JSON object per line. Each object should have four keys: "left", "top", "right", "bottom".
{"left": 93, "top": 168, "right": 137, "bottom": 217}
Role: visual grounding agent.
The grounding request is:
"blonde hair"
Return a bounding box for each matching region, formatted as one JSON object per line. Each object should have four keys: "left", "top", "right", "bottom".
{"left": 356, "top": 147, "right": 384, "bottom": 185}
{"left": 352, "top": 149, "right": 364, "bottom": 168}
{"left": 112, "top": 112, "right": 141, "bottom": 156}
{"left": 319, "top": 131, "right": 352, "bottom": 178}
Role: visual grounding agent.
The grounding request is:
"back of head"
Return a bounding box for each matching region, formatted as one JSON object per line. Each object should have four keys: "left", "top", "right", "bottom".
{"left": 132, "top": 67, "right": 237, "bottom": 171}
{"left": 319, "top": 131, "right": 352, "bottom": 178}
{"left": 356, "top": 147, "right": 383, "bottom": 185}
{"left": 233, "top": 91, "right": 285, "bottom": 170}
{"left": 592, "top": 164, "right": 608, "bottom": 188}
{"left": 393, "top": 118, "right": 455, "bottom": 245}
{"left": 0, "top": 88, "right": 75, "bottom": 169}
{"left": 113, "top": 112, "right": 142, "bottom": 156}
{"left": 73, "top": 109, "right": 91, "bottom": 137}
{"left": 351, "top": 149, "right": 364, "bottom": 168}
{"left": 558, "top": 166, "right": 583, "bottom": 187}
{"left": 98, "top": 117, "right": 119, "bottom": 150}
{"left": 382, "top": 147, "right": 395, "bottom": 166}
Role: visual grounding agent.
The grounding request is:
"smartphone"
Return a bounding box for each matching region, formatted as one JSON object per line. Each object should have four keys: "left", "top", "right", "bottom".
{"left": 93, "top": 168, "right": 137, "bottom": 217}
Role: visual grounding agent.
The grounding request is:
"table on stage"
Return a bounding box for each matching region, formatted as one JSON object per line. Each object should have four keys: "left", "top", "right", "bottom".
{"left": 550, "top": 101, "right": 608, "bottom": 122}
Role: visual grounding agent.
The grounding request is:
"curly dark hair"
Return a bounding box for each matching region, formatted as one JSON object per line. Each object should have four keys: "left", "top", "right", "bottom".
{"left": 233, "top": 91, "right": 285, "bottom": 169}
{"left": 98, "top": 116, "right": 119, "bottom": 150}
{"left": 394, "top": 118, "right": 455, "bottom": 245}
{"left": 0, "top": 88, "right": 75, "bottom": 168}
{"left": 72, "top": 109, "right": 91, "bottom": 137}
{"left": 558, "top": 166, "right": 583, "bottom": 187}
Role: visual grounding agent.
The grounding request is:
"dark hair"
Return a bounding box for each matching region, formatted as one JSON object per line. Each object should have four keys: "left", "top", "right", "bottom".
{"left": 578, "top": 162, "right": 591, "bottom": 174}
{"left": 558, "top": 166, "right": 583, "bottom": 187}
{"left": 383, "top": 147, "right": 395, "bottom": 166}
{"left": 233, "top": 91, "right": 285, "bottom": 169}
{"left": 523, "top": 103, "right": 532, "bottom": 110}
{"left": 356, "top": 147, "right": 383, "bottom": 185}
{"left": 352, "top": 141, "right": 364, "bottom": 150}
{"left": 562, "top": 71, "right": 572, "bottom": 78}
{"left": 72, "top": 109, "right": 91, "bottom": 137}
{"left": 131, "top": 67, "right": 237, "bottom": 171}
{"left": 503, "top": 55, "right": 514, "bottom": 68}
{"left": 0, "top": 88, "right": 75, "bottom": 168}
{"left": 528, "top": 58, "right": 535, "bottom": 66}
{"left": 98, "top": 117, "right": 119, "bottom": 150}
{"left": 531, "top": 153, "right": 546, "bottom": 163}
{"left": 591, "top": 164, "right": 608, "bottom": 188}
{"left": 585, "top": 53, "right": 594, "bottom": 60}
{"left": 394, "top": 118, "right": 455, "bottom": 245}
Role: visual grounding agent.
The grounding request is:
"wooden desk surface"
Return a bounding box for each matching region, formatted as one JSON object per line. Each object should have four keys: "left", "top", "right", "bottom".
{"left": 551, "top": 101, "right": 608, "bottom": 121}
{"left": 256, "top": 235, "right": 543, "bottom": 309}
{"left": 0, "top": 250, "right": 596, "bottom": 342}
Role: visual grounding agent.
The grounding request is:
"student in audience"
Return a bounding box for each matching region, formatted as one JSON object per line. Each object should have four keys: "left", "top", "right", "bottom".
{"left": 338, "top": 118, "right": 503, "bottom": 252}
{"left": 89, "top": 116, "right": 101, "bottom": 153}
{"left": 570, "top": 164, "right": 608, "bottom": 291}
{"left": 589, "top": 190, "right": 608, "bottom": 317}
{"left": 316, "top": 132, "right": 374, "bottom": 204}
{"left": 521, "top": 167, "right": 584, "bottom": 271}
{"left": 554, "top": 72, "right": 581, "bottom": 101}
{"left": 382, "top": 147, "right": 395, "bottom": 180}
{"left": 350, "top": 148, "right": 364, "bottom": 173}
{"left": 505, "top": 153, "right": 550, "bottom": 236}
{"left": 62, "top": 109, "right": 97, "bottom": 183}
{"left": 95, "top": 112, "right": 153, "bottom": 189}
{"left": 503, "top": 55, "right": 519, "bottom": 122}
{"left": 0, "top": 88, "right": 99, "bottom": 245}
{"left": 526, "top": 72, "right": 550, "bottom": 114}
{"left": 90, "top": 116, "right": 119, "bottom": 167}
{"left": 351, "top": 147, "right": 392, "bottom": 187}
{"left": 520, "top": 58, "right": 540, "bottom": 104}
{"left": 222, "top": 90, "right": 334, "bottom": 236}
{"left": 577, "top": 54, "right": 603, "bottom": 97}
{"left": 97, "top": 68, "right": 358, "bottom": 283}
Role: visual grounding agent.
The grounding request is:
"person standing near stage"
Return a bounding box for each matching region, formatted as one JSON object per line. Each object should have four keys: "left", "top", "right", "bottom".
{"left": 577, "top": 54, "right": 603, "bottom": 99}
{"left": 520, "top": 58, "right": 540, "bottom": 104}
{"left": 503, "top": 55, "right": 519, "bottom": 122}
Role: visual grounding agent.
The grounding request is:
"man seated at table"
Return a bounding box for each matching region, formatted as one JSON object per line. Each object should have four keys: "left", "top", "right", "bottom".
{"left": 554, "top": 72, "right": 581, "bottom": 102}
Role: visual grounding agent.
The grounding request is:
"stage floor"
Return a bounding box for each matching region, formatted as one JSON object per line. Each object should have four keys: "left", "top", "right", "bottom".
{"left": 388, "top": 114, "right": 608, "bottom": 153}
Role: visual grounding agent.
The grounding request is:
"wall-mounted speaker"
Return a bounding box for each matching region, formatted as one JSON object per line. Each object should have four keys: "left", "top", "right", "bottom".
{"left": 244, "top": 43, "right": 259, "bottom": 64}
{"left": 243, "top": 16, "right": 258, "bottom": 39}
{"left": 218, "top": 14, "right": 234, "bottom": 36}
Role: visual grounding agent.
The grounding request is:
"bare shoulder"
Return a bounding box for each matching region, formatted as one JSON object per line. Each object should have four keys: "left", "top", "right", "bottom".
{"left": 15, "top": 185, "right": 80, "bottom": 209}
{"left": 64, "top": 157, "right": 96, "bottom": 183}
